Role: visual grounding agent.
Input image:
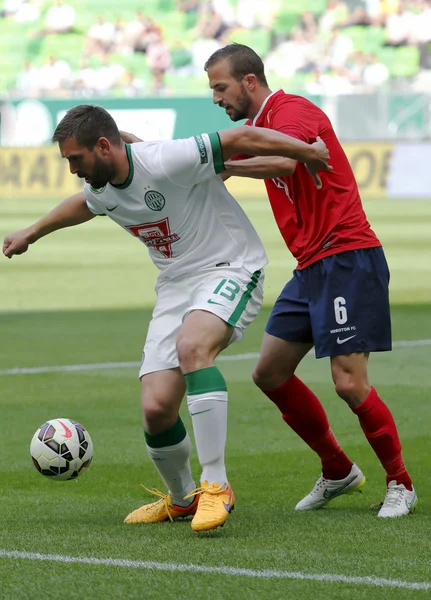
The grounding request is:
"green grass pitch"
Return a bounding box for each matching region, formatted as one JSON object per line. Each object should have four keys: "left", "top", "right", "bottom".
{"left": 0, "top": 196, "right": 430, "bottom": 599}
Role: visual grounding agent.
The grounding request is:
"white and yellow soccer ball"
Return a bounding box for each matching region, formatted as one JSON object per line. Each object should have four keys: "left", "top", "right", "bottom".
{"left": 30, "top": 418, "right": 93, "bottom": 481}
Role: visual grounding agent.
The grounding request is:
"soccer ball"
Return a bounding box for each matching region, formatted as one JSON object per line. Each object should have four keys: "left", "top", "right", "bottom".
{"left": 30, "top": 418, "right": 93, "bottom": 481}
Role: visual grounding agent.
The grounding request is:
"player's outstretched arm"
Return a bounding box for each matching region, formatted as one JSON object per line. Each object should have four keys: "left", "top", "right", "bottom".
{"left": 2, "top": 192, "right": 94, "bottom": 259}
{"left": 218, "top": 127, "right": 331, "bottom": 170}
{"left": 224, "top": 156, "right": 297, "bottom": 179}
{"left": 224, "top": 155, "right": 326, "bottom": 189}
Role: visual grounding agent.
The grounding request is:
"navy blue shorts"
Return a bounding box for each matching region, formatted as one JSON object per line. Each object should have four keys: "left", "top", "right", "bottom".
{"left": 266, "top": 247, "right": 392, "bottom": 358}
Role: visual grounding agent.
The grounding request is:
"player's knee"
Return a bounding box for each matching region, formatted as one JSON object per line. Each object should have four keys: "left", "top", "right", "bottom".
{"left": 142, "top": 397, "right": 173, "bottom": 433}
{"left": 252, "top": 364, "right": 275, "bottom": 390}
{"left": 176, "top": 336, "right": 210, "bottom": 372}
{"left": 334, "top": 375, "right": 369, "bottom": 407}
{"left": 253, "top": 359, "right": 295, "bottom": 390}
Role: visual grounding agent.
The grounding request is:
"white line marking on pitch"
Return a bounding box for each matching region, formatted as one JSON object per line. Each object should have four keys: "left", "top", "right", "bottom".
{"left": 0, "top": 550, "right": 429, "bottom": 591}
{"left": 1, "top": 339, "right": 430, "bottom": 376}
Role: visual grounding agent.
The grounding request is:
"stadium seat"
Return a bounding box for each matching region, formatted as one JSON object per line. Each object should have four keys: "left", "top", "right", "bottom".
{"left": 342, "top": 26, "right": 368, "bottom": 51}
{"left": 38, "top": 34, "right": 84, "bottom": 69}
{"left": 365, "top": 26, "right": 387, "bottom": 53}
{"left": 391, "top": 46, "right": 420, "bottom": 78}
{"left": 376, "top": 46, "right": 398, "bottom": 76}
{"left": 377, "top": 45, "right": 420, "bottom": 78}
{"left": 271, "top": 10, "right": 301, "bottom": 40}
{"left": 230, "top": 29, "right": 271, "bottom": 58}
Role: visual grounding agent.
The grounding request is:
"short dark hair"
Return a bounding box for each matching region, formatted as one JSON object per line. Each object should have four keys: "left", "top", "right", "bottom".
{"left": 52, "top": 104, "right": 121, "bottom": 149}
{"left": 204, "top": 43, "right": 268, "bottom": 87}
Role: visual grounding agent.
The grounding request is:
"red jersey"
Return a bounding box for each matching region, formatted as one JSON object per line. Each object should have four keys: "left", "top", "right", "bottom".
{"left": 240, "top": 90, "right": 380, "bottom": 269}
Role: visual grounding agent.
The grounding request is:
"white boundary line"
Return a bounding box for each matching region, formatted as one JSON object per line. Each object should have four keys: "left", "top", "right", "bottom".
{"left": 1, "top": 339, "right": 430, "bottom": 377}
{"left": 0, "top": 550, "right": 429, "bottom": 591}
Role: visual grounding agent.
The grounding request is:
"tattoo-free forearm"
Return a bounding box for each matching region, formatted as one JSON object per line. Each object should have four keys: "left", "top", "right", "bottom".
{"left": 219, "top": 126, "right": 323, "bottom": 163}
{"left": 27, "top": 193, "right": 95, "bottom": 243}
{"left": 224, "top": 156, "right": 297, "bottom": 179}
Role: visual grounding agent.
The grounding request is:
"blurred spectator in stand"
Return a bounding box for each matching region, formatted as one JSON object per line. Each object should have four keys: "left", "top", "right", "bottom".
{"left": 122, "top": 11, "right": 156, "bottom": 54}
{"left": 362, "top": 52, "right": 389, "bottom": 89}
{"left": 12, "top": 60, "right": 40, "bottom": 96}
{"left": 211, "top": 0, "right": 236, "bottom": 28}
{"left": 92, "top": 50, "right": 126, "bottom": 96}
{"left": 298, "top": 11, "right": 318, "bottom": 41}
{"left": 175, "top": 0, "right": 200, "bottom": 28}
{"left": 84, "top": 16, "right": 116, "bottom": 56}
{"left": 265, "top": 29, "right": 318, "bottom": 79}
{"left": 341, "top": 5, "right": 372, "bottom": 27}
{"left": 322, "top": 66, "right": 354, "bottom": 93}
{"left": 112, "top": 18, "right": 128, "bottom": 55}
{"left": 43, "top": 0, "right": 74, "bottom": 33}
{"left": 32, "top": 0, "right": 75, "bottom": 36}
{"left": 146, "top": 29, "right": 172, "bottom": 95}
{"left": 38, "top": 55, "right": 71, "bottom": 97}
{"left": 3, "top": 0, "right": 41, "bottom": 22}
{"left": 384, "top": 2, "right": 414, "bottom": 46}
{"left": 305, "top": 66, "right": 353, "bottom": 94}
{"left": 120, "top": 69, "right": 145, "bottom": 97}
{"left": 71, "top": 58, "right": 96, "bottom": 97}
{"left": 325, "top": 26, "right": 354, "bottom": 68}
{"left": 409, "top": 0, "right": 431, "bottom": 44}
{"left": 305, "top": 67, "right": 325, "bottom": 94}
{"left": 189, "top": 31, "right": 220, "bottom": 75}
{"left": 346, "top": 49, "right": 367, "bottom": 83}
{"left": 409, "top": 0, "right": 431, "bottom": 68}
{"left": 236, "top": 0, "right": 280, "bottom": 30}
{"left": 380, "top": 0, "right": 400, "bottom": 16}
{"left": 319, "top": 0, "right": 349, "bottom": 33}
{"left": 363, "top": 0, "right": 382, "bottom": 24}
{"left": 195, "top": 0, "right": 231, "bottom": 40}
{"left": 1, "top": 0, "right": 24, "bottom": 18}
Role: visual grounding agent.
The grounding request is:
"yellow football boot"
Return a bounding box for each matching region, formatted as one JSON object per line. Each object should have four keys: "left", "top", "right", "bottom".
{"left": 184, "top": 480, "right": 235, "bottom": 532}
{"left": 124, "top": 486, "right": 199, "bottom": 524}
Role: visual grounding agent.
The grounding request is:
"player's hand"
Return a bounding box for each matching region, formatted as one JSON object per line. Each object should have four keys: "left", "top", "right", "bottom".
{"left": 305, "top": 163, "right": 324, "bottom": 189}
{"left": 119, "top": 130, "right": 143, "bottom": 144}
{"left": 306, "top": 136, "right": 332, "bottom": 189}
{"left": 2, "top": 229, "right": 33, "bottom": 259}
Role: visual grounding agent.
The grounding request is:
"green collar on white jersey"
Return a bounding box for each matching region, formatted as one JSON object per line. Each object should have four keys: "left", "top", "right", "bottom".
{"left": 111, "top": 143, "right": 134, "bottom": 190}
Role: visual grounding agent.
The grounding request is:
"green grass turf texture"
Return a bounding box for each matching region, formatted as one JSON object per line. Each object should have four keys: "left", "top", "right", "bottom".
{"left": 0, "top": 196, "right": 430, "bottom": 599}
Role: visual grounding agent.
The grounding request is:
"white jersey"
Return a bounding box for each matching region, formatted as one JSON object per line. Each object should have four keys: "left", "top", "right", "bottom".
{"left": 84, "top": 134, "right": 268, "bottom": 284}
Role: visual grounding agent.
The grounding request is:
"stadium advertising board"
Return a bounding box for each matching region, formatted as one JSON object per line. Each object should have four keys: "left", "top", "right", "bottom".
{"left": 343, "top": 142, "right": 393, "bottom": 198}
{"left": 0, "top": 142, "right": 396, "bottom": 200}
{"left": 0, "top": 146, "right": 83, "bottom": 198}
{"left": 387, "top": 143, "right": 431, "bottom": 198}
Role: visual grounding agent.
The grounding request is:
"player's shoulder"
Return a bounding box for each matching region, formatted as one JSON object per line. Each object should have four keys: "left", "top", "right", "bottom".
{"left": 274, "top": 92, "right": 318, "bottom": 111}
{"left": 129, "top": 140, "right": 160, "bottom": 157}
{"left": 128, "top": 140, "right": 166, "bottom": 171}
{"left": 272, "top": 92, "right": 326, "bottom": 125}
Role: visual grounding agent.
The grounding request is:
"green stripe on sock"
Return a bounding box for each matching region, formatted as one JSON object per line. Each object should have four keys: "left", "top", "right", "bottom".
{"left": 228, "top": 270, "right": 261, "bottom": 327}
{"left": 185, "top": 366, "right": 227, "bottom": 396}
{"left": 144, "top": 417, "right": 186, "bottom": 449}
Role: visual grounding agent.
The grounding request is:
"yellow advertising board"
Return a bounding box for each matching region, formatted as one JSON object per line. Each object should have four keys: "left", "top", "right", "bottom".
{"left": 343, "top": 142, "right": 393, "bottom": 198}
{"left": 0, "top": 146, "right": 82, "bottom": 200}
{"left": 227, "top": 142, "right": 394, "bottom": 200}
{"left": 0, "top": 143, "right": 393, "bottom": 200}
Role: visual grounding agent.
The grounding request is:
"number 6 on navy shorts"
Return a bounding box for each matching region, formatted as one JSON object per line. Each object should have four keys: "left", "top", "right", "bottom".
{"left": 265, "top": 247, "right": 392, "bottom": 358}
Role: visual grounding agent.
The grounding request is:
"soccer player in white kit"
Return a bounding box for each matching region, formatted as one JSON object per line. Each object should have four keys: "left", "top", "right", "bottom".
{"left": 3, "top": 105, "right": 330, "bottom": 532}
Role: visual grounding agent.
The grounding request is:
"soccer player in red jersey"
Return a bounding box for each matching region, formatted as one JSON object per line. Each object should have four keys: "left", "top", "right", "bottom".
{"left": 205, "top": 43, "right": 417, "bottom": 517}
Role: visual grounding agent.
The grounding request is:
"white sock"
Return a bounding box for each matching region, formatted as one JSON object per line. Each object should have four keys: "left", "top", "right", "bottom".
{"left": 187, "top": 392, "right": 228, "bottom": 486}
{"left": 146, "top": 435, "right": 195, "bottom": 507}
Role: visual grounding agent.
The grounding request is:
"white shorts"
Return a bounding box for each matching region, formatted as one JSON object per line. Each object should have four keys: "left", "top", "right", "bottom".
{"left": 139, "top": 266, "right": 264, "bottom": 377}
